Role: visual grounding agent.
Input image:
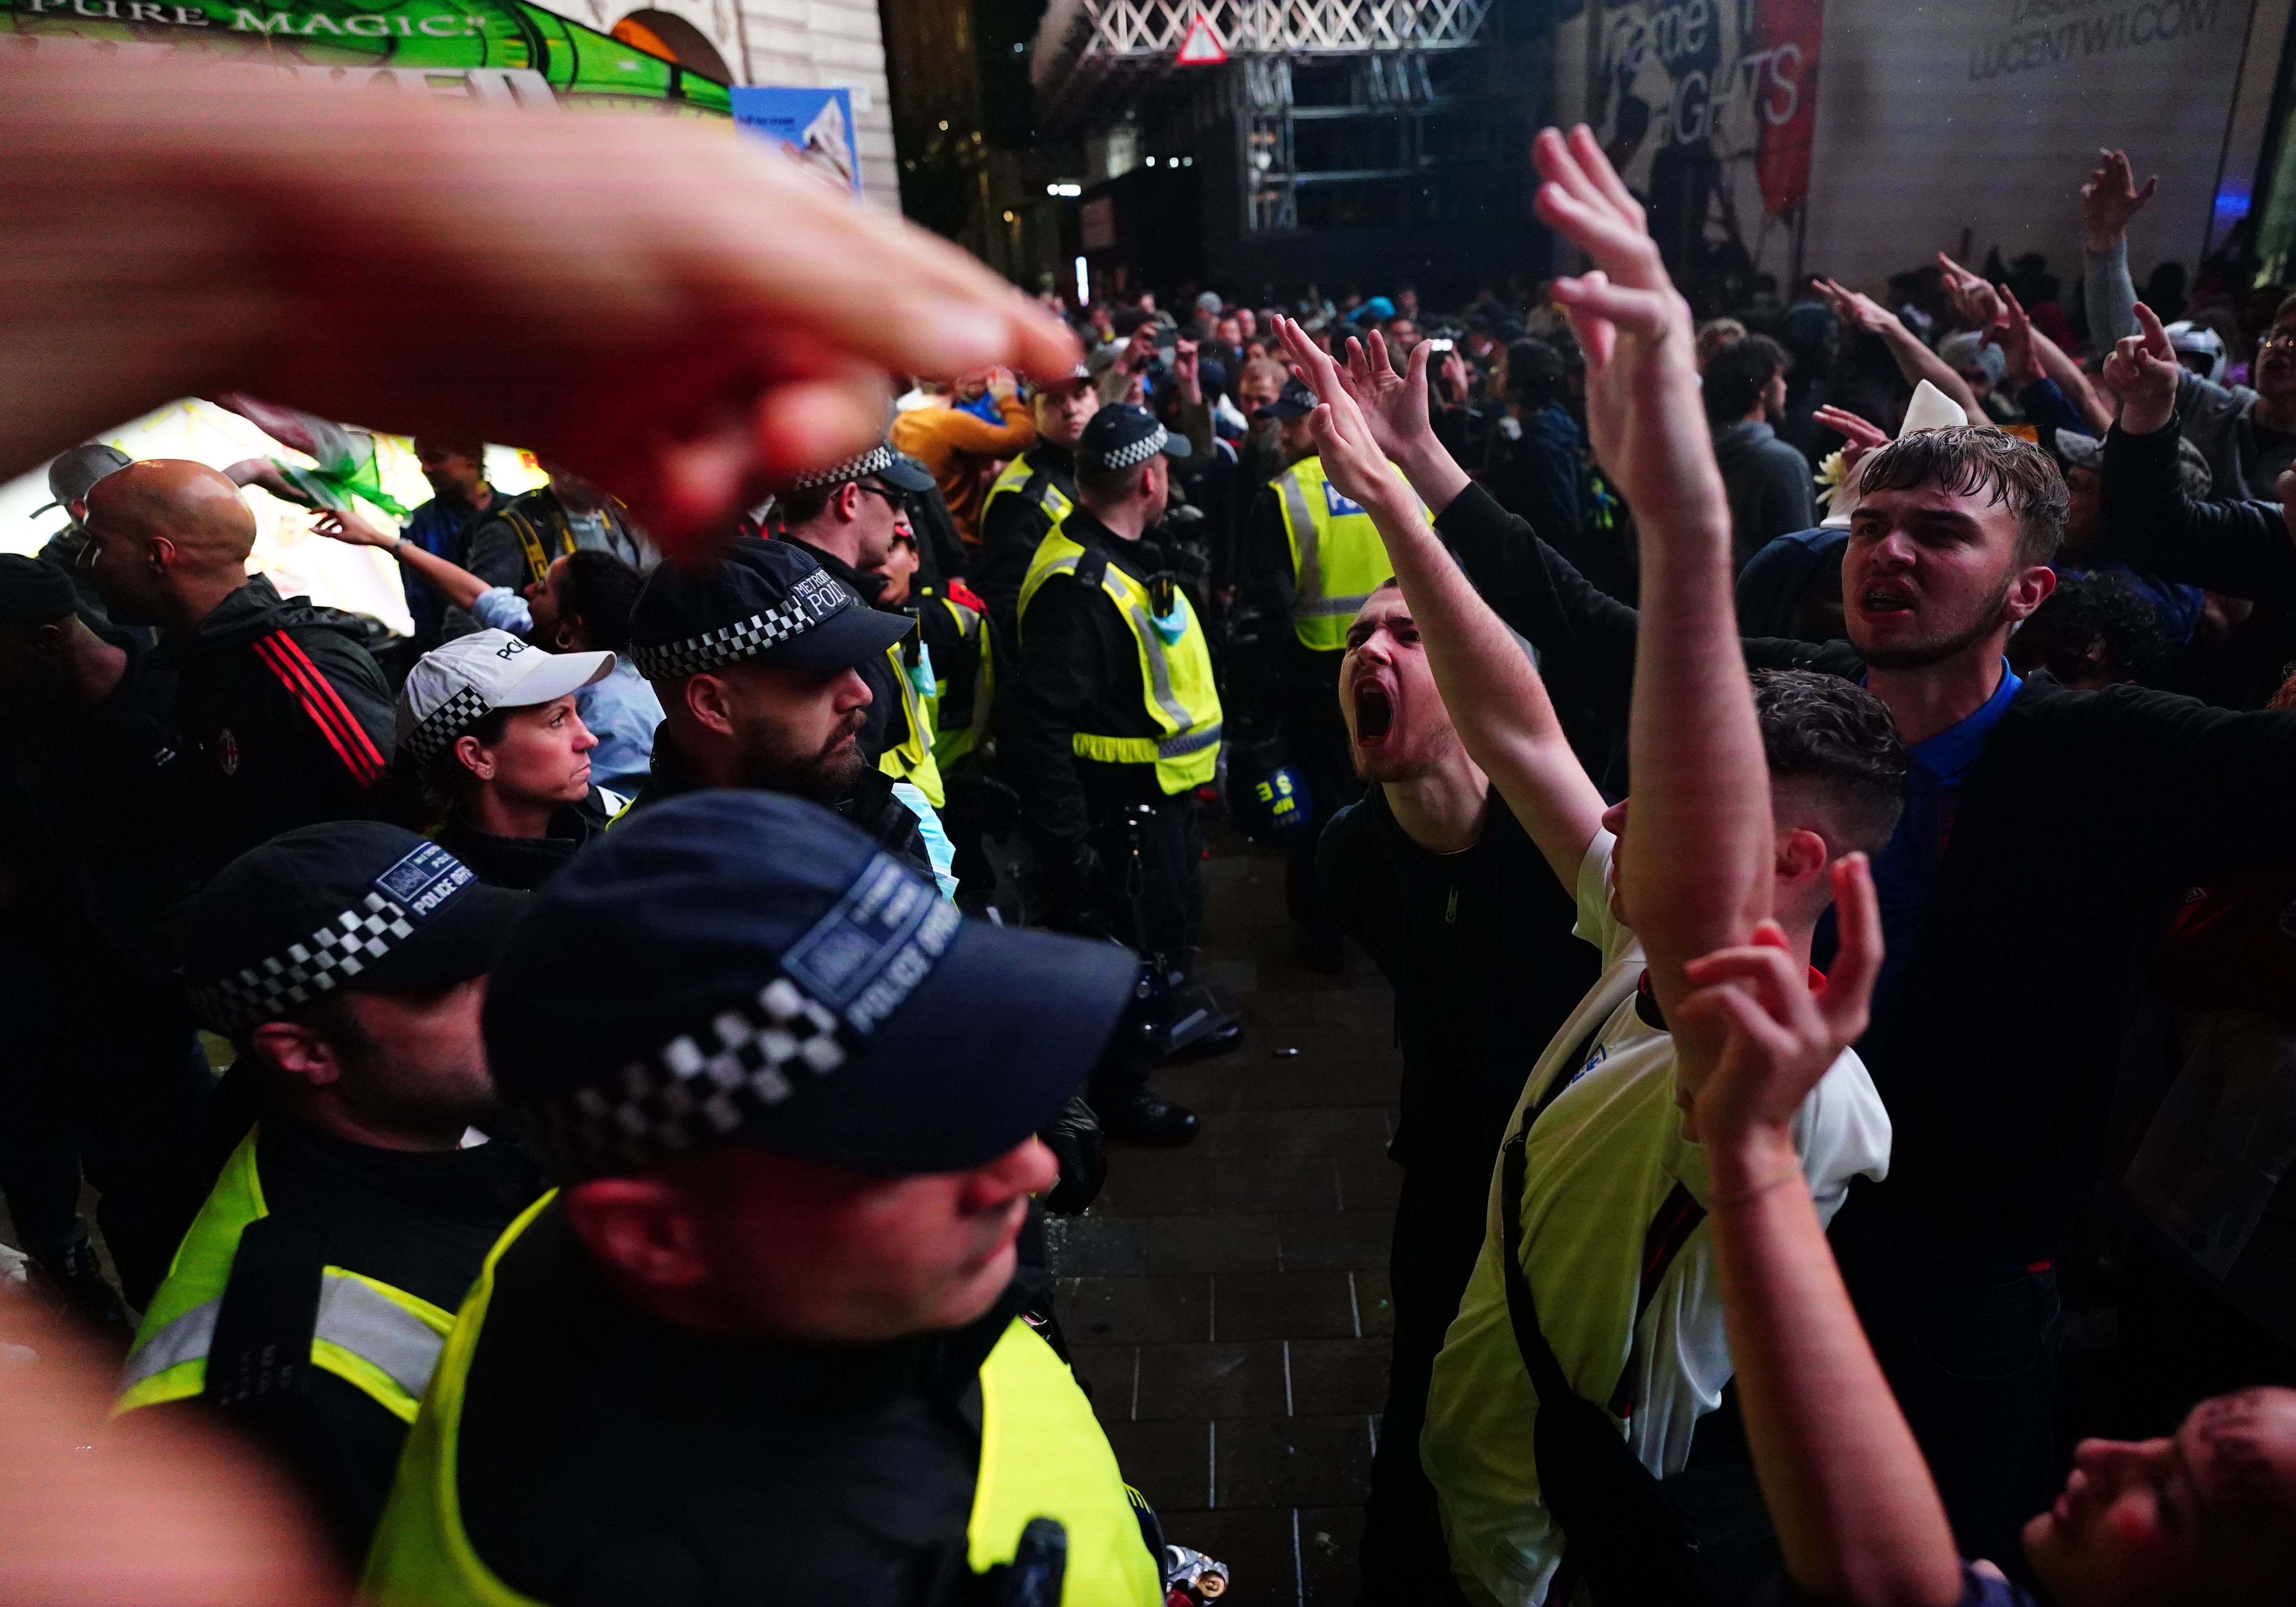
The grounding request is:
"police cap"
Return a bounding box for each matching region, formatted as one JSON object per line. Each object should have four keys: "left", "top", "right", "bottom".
{"left": 1076, "top": 403, "right": 1192, "bottom": 472}
{"left": 628, "top": 535, "right": 912, "bottom": 682}
{"left": 481, "top": 791, "right": 1138, "bottom": 1181}
{"left": 184, "top": 823, "right": 525, "bottom": 1035}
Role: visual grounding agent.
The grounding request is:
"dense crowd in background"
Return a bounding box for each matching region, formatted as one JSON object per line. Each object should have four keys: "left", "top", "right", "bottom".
{"left": 2, "top": 56, "right": 2296, "bottom": 1607}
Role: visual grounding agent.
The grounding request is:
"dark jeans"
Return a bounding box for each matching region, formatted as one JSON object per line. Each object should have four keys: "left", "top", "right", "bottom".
{"left": 0, "top": 936, "right": 213, "bottom": 1308}
{"left": 1841, "top": 1247, "right": 2064, "bottom": 1578}
{"left": 1359, "top": 1164, "right": 1483, "bottom": 1606}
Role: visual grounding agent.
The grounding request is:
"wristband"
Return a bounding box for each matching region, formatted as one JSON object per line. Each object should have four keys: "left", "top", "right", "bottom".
{"left": 391, "top": 536, "right": 409, "bottom": 557}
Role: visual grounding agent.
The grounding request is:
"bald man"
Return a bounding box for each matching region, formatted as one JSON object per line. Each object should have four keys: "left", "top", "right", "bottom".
{"left": 81, "top": 460, "right": 393, "bottom": 867}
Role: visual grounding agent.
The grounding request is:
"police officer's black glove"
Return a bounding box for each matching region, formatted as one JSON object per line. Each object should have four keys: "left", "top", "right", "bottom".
{"left": 1038, "top": 1093, "right": 1107, "bottom": 1215}
{"left": 1038, "top": 838, "right": 1109, "bottom": 934}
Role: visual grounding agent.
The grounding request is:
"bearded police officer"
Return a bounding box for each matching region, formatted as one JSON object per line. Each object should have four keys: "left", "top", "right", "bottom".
{"left": 626, "top": 535, "right": 942, "bottom": 881}
{"left": 360, "top": 791, "right": 1166, "bottom": 1607}
{"left": 116, "top": 823, "right": 541, "bottom": 1565}
{"left": 997, "top": 404, "right": 1235, "bottom": 1145}
{"left": 771, "top": 439, "right": 948, "bottom": 809}
{"left": 1243, "top": 375, "right": 1411, "bottom": 970}
{"left": 977, "top": 365, "right": 1098, "bottom": 650}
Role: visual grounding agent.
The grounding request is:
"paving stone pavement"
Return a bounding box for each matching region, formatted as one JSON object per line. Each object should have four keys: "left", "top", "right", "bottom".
{"left": 1047, "top": 826, "right": 1404, "bottom": 1605}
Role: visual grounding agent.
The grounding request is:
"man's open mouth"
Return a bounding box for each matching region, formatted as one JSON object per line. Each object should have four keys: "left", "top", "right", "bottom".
{"left": 1859, "top": 586, "right": 1915, "bottom": 615}
{"left": 1354, "top": 682, "right": 1395, "bottom": 742}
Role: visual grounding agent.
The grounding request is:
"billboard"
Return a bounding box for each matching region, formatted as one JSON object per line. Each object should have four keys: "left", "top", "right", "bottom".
{"left": 732, "top": 85, "right": 859, "bottom": 195}
{"left": 4, "top": 0, "right": 733, "bottom": 114}
{"left": 1800, "top": 0, "right": 2257, "bottom": 290}
{"left": 1591, "top": 0, "right": 1829, "bottom": 288}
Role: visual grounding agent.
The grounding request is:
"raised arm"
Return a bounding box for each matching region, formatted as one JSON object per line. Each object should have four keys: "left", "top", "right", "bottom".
{"left": 2101, "top": 305, "right": 2296, "bottom": 605}
{"left": 2080, "top": 148, "right": 2155, "bottom": 353}
{"left": 313, "top": 509, "right": 505, "bottom": 618}
{"left": 1535, "top": 125, "right": 1773, "bottom": 1047}
{"left": 2, "top": 56, "right": 1077, "bottom": 560}
{"left": 1674, "top": 858, "right": 1965, "bottom": 1607}
{"left": 1276, "top": 317, "right": 1606, "bottom": 892}
{"left": 1819, "top": 280, "right": 1985, "bottom": 422}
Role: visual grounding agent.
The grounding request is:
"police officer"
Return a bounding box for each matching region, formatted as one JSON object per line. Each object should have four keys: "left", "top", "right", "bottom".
{"left": 360, "top": 791, "right": 1166, "bottom": 1607}
{"left": 78, "top": 459, "right": 396, "bottom": 873}
{"left": 977, "top": 364, "right": 1098, "bottom": 649}
{"left": 1243, "top": 376, "right": 1407, "bottom": 970}
{"left": 626, "top": 534, "right": 941, "bottom": 881}
{"left": 773, "top": 440, "right": 948, "bottom": 809}
{"left": 116, "top": 823, "right": 541, "bottom": 1565}
{"left": 393, "top": 630, "right": 626, "bottom": 889}
{"left": 997, "top": 404, "right": 1233, "bottom": 1145}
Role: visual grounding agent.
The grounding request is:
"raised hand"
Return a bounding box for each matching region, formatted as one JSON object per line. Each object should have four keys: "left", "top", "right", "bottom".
{"left": 1673, "top": 854, "right": 1880, "bottom": 1151}
{"left": 1811, "top": 405, "right": 1887, "bottom": 455}
{"left": 1817, "top": 279, "right": 1900, "bottom": 339}
{"left": 1982, "top": 284, "right": 2043, "bottom": 384}
{"left": 3, "top": 57, "right": 1080, "bottom": 565}
{"left": 1335, "top": 328, "right": 1434, "bottom": 462}
{"left": 1935, "top": 252, "right": 2003, "bottom": 332}
{"left": 1529, "top": 125, "right": 1722, "bottom": 524}
{"left": 1172, "top": 337, "right": 1203, "bottom": 405}
{"left": 2102, "top": 302, "right": 2181, "bottom": 436}
{"left": 2081, "top": 148, "right": 2159, "bottom": 250}
{"left": 311, "top": 509, "right": 394, "bottom": 548}
{"left": 1274, "top": 317, "right": 1413, "bottom": 519}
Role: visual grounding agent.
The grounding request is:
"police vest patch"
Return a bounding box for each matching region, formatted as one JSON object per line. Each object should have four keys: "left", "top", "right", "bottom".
{"left": 1322, "top": 480, "right": 1366, "bottom": 518}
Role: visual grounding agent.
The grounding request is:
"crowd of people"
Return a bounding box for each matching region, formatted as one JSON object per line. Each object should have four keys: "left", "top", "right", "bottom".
{"left": 3, "top": 51, "right": 2296, "bottom": 1607}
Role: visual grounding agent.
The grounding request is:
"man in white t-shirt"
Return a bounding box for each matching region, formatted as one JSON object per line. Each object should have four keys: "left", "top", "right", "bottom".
{"left": 1273, "top": 125, "right": 1906, "bottom": 1606}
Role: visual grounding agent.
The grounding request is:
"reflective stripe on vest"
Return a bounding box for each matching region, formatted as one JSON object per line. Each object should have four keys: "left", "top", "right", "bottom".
{"left": 985, "top": 455, "right": 1075, "bottom": 529}
{"left": 875, "top": 637, "right": 946, "bottom": 809}
{"left": 360, "top": 1197, "right": 1163, "bottom": 1607}
{"left": 930, "top": 597, "right": 990, "bottom": 770}
{"left": 115, "top": 1129, "right": 455, "bottom": 1424}
{"left": 1272, "top": 456, "right": 1404, "bottom": 652}
{"left": 1017, "top": 525, "right": 1223, "bottom": 796}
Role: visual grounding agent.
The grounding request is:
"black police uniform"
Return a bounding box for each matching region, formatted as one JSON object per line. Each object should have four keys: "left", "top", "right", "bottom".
{"left": 435, "top": 786, "right": 626, "bottom": 891}
{"left": 159, "top": 574, "right": 396, "bottom": 874}
{"left": 997, "top": 506, "right": 1208, "bottom": 961}
{"left": 978, "top": 442, "right": 1077, "bottom": 650}
{"left": 359, "top": 793, "right": 1163, "bottom": 1607}
{"left": 121, "top": 824, "right": 542, "bottom": 1567}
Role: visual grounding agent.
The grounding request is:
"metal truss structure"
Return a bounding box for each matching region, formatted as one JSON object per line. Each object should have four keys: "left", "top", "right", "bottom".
{"left": 1033, "top": 0, "right": 1489, "bottom": 132}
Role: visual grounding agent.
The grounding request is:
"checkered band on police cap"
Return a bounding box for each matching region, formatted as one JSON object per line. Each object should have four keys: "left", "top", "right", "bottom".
{"left": 187, "top": 890, "right": 425, "bottom": 1034}
{"left": 627, "top": 568, "right": 850, "bottom": 681}
{"left": 787, "top": 441, "right": 897, "bottom": 492}
{"left": 1089, "top": 424, "right": 1171, "bottom": 471}
{"left": 514, "top": 865, "right": 963, "bottom": 1179}
{"left": 402, "top": 686, "right": 494, "bottom": 764}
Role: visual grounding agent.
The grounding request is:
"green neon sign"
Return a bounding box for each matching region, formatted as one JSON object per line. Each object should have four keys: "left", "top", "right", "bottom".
{"left": 7, "top": 0, "right": 732, "bottom": 114}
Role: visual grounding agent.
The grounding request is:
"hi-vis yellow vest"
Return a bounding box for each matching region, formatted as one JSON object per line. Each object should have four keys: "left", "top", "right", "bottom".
{"left": 360, "top": 1196, "right": 1162, "bottom": 1607}
{"left": 984, "top": 454, "right": 1075, "bottom": 536}
{"left": 1271, "top": 455, "right": 1406, "bottom": 652}
{"left": 1017, "top": 522, "right": 1223, "bottom": 796}
{"left": 116, "top": 1128, "right": 454, "bottom": 1423}
{"left": 877, "top": 638, "right": 946, "bottom": 808}
{"left": 929, "top": 595, "right": 992, "bottom": 770}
